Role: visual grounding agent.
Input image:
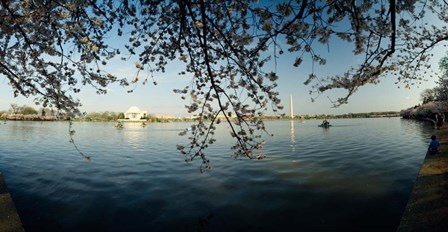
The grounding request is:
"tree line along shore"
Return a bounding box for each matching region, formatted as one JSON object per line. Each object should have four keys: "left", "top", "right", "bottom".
{"left": 0, "top": 104, "right": 400, "bottom": 122}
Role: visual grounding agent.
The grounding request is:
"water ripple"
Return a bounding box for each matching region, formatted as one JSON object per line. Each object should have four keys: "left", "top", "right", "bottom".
{"left": 0, "top": 118, "right": 429, "bottom": 231}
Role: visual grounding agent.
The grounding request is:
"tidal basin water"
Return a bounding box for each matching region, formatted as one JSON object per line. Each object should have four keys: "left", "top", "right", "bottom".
{"left": 0, "top": 118, "right": 435, "bottom": 231}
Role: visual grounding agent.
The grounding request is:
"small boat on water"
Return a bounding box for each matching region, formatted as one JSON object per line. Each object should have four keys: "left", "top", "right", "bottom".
{"left": 318, "top": 119, "right": 331, "bottom": 128}
{"left": 319, "top": 118, "right": 331, "bottom": 128}
{"left": 115, "top": 121, "right": 124, "bottom": 129}
{"left": 318, "top": 123, "right": 332, "bottom": 128}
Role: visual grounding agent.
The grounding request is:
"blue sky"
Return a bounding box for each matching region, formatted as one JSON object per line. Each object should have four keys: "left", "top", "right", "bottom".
{"left": 0, "top": 3, "right": 444, "bottom": 116}
{"left": 0, "top": 43, "right": 440, "bottom": 116}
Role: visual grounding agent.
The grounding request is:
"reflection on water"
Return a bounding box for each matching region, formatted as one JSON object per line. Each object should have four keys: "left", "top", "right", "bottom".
{"left": 290, "top": 120, "right": 295, "bottom": 144}
{"left": 122, "top": 121, "right": 148, "bottom": 129}
{"left": 8, "top": 121, "right": 37, "bottom": 140}
{"left": 0, "top": 118, "right": 433, "bottom": 232}
{"left": 122, "top": 123, "right": 146, "bottom": 141}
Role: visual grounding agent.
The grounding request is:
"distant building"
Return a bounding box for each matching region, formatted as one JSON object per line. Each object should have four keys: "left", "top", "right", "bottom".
{"left": 152, "top": 115, "right": 178, "bottom": 120}
{"left": 125, "top": 106, "right": 147, "bottom": 121}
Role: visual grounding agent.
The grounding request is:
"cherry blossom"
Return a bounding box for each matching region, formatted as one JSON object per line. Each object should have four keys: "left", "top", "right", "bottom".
{"left": 1, "top": 1, "right": 448, "bottom": 169}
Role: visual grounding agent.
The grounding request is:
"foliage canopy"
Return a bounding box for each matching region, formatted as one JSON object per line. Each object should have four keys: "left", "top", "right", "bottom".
{"left": 1, "top": 0, "right": 448, "bottom": 169}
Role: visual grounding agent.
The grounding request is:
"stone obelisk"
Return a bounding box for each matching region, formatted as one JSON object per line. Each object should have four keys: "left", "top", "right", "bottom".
{"left": 290, "top": 95, "right": 294, "bottom": 119}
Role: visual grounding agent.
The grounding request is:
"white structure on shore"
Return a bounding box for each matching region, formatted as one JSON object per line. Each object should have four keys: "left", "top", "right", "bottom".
{"left": 125, "top": 106, "right": 147, "bottom": 121}
{"left": 290, "top": 95, "right": 294, "bottom": 119}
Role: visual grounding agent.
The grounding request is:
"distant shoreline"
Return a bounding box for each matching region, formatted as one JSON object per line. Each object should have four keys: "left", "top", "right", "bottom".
{"left": 1, "top": 110, "right": 401, "bottom": 122}
{"left": 0, "top": 113, "right": 401, "bottom": 123}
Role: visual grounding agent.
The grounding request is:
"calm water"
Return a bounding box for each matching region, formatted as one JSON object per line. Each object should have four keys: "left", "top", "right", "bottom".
{"left": 0, "top": 118, "right": 435, "bottom": 231}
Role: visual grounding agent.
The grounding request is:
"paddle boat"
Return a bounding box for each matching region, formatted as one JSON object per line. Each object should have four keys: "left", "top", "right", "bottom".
{"left": 318, "top": 123, "right": 332, "bottom": 128}
{"left": 318, "top": 120, "right": 331, "bottom": 128}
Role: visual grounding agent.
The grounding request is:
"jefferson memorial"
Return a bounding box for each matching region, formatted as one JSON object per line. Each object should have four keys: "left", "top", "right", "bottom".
{"left": 124, "top": 106, "right": 147, "bottom": 121}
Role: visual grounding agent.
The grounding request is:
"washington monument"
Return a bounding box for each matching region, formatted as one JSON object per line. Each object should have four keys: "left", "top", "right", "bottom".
{"left": 290, "top": 95, "right": 294, "bottom": 119}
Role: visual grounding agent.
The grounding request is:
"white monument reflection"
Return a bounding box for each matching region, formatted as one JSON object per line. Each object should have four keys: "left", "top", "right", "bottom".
{"left": 290, "top": 120, "right": 295, "bottom": 144}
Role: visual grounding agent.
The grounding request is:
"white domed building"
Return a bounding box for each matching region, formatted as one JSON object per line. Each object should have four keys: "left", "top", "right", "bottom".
{"left": 124, "top": 106, "right": 147, "bottom": 121}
